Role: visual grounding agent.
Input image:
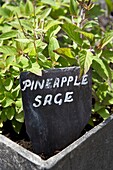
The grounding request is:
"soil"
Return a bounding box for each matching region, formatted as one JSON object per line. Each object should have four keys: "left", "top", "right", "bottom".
{"left": 2, "top": 121, "right": 33, "bottom": 152}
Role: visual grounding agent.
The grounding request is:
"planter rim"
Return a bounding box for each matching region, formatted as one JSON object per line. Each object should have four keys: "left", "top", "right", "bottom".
{"left": 0, "top": 114, "right": 113, "bottom": 169}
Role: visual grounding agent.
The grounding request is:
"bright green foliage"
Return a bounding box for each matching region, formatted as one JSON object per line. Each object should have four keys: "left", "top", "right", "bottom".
{"left": 0, "top": 0, "right": 113, "bottom": 133}
{"left": 105, "top": 0, "right": 113, "bottom": 14}
{"left": 70, "top": 0, "right": 78, "bottom": 16}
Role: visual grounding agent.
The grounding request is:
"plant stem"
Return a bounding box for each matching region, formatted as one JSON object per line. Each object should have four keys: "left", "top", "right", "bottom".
{"left": 33, "top": 0, "right": 38, "bottom": 63}
{"left": 16, "top": 13, "right": 29, "bottom": 39}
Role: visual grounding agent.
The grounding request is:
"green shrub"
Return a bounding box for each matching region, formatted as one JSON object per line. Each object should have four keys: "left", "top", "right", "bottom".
{"left": 0, "top": 0, "right": 113, "bottom": 133}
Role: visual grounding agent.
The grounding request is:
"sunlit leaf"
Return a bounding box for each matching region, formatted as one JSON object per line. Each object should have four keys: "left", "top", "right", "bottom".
{"left": 62, "top": 22, "right": 83, "bottom": 46}
{"left": 0, "top": 46, "right": 17, "bottom": 56}
{"left": 35, "top": 6, "right": 45, "bottom": 15}
{"left": 4, "top": 78, "right": 13, "bottom": 91}
{"left": 0, "top": 7, "right": 12, "bottom": 18}
{"left": 6, "top": 56, "right": 16, "bottom": 68}
{"left": 25, "top": 0, "right": 34, "bottom": 15}
{"left": 97, "top": 108, "right": 110, "bottom": 120}
{"left": 79, "top": 50, "right": 93, "bottom": 75}
{"left": 19, "top": 56, "right": 29, "bottom": 68}
{"left": 54, "top": 47, "right": 75, "bottom": 59}
{"left": 44, "top": 20, "right": 61, "bottom": 32}
{"left": 97, "top": 31, "right": 113, "bottom": 49}
{"left": 28, "top": 62, "right": 42, "bottom": 76}
{"left": 2, "top": 97, "right": 14, "bottom": 108}
{"left": 46, "top": 25, "right": 61, "bottom": 40}
{"left": 0, "top": 120, "right": 3, "bottom": 128}
{"left": 41, "top": 0, "right": 56, "bottom": 6}
{"left": 48, "top": 37, "right": 60, "bottom": 61}
{"left": 15, "top": 111, "right": 24, "bottom": 123}
{"left": 15, "top": 99, "right": 22, "bottom": 108}
{"left": 39, "top": 8, "right": 51, "bottom": 19}
{"left": 15, "top": 38, "right": 33, "bottom": 43}
{"left": 77, "top": 30, "right": 94, "bottom": 41}
{"left": 70, "top": 0, "right": 78, "bottom": 15}
{"left": 0, "top": 31, "right": 17, "bottom": 40}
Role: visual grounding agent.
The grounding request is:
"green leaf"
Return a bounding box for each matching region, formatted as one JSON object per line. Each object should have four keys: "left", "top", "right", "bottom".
{"left": 87, "top": 5, "right": 104, "bottom": 18}
{"left": 21, "top": 20, "right": 33, "bottom": 31}
{"left": 88, "top": 117, "right": 94, "bottom": 127}
{"left": 25, "top": 0, "right": 34, "bottom": 15}
{"left": 1, "top": 25, "right": 12, "bottom": 33}
{"left": 102, "top": 59, "right": 112, "bottom": 81}
{"left": 6, "top": 107, "right": 15, "bottom": 120}
{"left": 2, "top": 97, "right": 14, "bottom": 108}
{"left": 0, "top": 80, "right": 5, "bottom": 93}
{"left": 58, "top": 56, "right": 69, "bottom": 67}
{"left": 4, "top": 78, "right": 13, "bottom": 91}
{"left": 28, "top": 62, "right": 42, "bottom": 76}
{"left": 41, "top": 0, "right": 56, "bottom": 6}
{"left": 70, "top": 0, "right": 78, "bottom": 15}
{"left": 102, "top": 50, "right": 113, "bottom": 62}
{"left": 19, "top": 56, "right": 29, "bottom": 68}
{"left": 12, "top": 120, "right": 22, "bottom": 134}
{"left": 62, "top": 22, "right": 83, "bottom": 46}
{"left": 35, "top": 6, "right": 45, "bottom": 15}
{"left": 94, "top": 102, "right": 104, "bottom": 112}
{"left": 44, "top": 20, "right": 61, "bottom": 32}
{"left": 0, "top": 59, "right": 5, "bottom": 70}
{"left": 39, "top": 8, "right": 51, "bottom": 19}
{"left": 0, "top": 46, "right": 17, "bottom": 56}
{"left": 0, "top": 120, "right": 3, "bottom": 128}
{"left": 92, "top": 56, "right": 110, "bottom": 80}
{"left": 15, "top": 38, "right": 33, "bottom": 43}
{"left": 15, "top": 111, "right": 24, "bottom": 123}
{"left": 15, "top": 99, "right": 22, "bottom": 108}
{"left": 102, "top": 93, "right": 113, "bottom": 105}
{"left": 0, "top": 95, "right": 5, "bottom": 103}
{"left": 83, "top": 20, "right": 99, "bottom": 29}
{"left": 97, "top": 108, "right": 110, "bottom": 120}
{"left": 0, "top": 7, "right": 12, "bottom": 18}
{"left": 12, "top": 85, "right": 20, "bottom": 98}
{"left": 54, "top": 47, "right": 75, "bottom": 59}
{"left": 48, "top": 37, "right": 60, "bottom": 61}
{"left": 105, "top": 0, "right": 113, "bottom": 13}
{"left": 46, "top": 25, "right": 61, "bottom": 40}
{"left": 98, "top": 31, "right": 113, "bottom": 49}
{"left": 6, "top": 56, "right": 16, "bottom": 68}
{"left": 38, "top": 54, "right": 47, "bottom": 63}
{"left": 2, "top": 91, "right": 14, "bottom": 107}
{"left": 77, "top": 30, "right": 94, "bottom": 41}
{"left": 79, "top": 50, "right": 93, "bottom": 75}
{"left": 1, "top": 110, "right": 7, "bottom": 122}
{"left": 0, "top": 31, "right": 17, "bottom": 40}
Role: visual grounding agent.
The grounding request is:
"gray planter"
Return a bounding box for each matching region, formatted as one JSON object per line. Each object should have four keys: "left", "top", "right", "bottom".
{"left": 0, "top": 114, "right": 113, "bottom": 170}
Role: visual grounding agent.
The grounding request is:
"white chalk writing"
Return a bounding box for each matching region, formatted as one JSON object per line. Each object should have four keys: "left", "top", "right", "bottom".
{"left": 21, "top": 74, "right": 89, "bottom": 108}
{"left": 21, "top": 75, "right": 88, "bottom": 91}
{"left": 33, "top": 92, "right": 74, "bottom": 108}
